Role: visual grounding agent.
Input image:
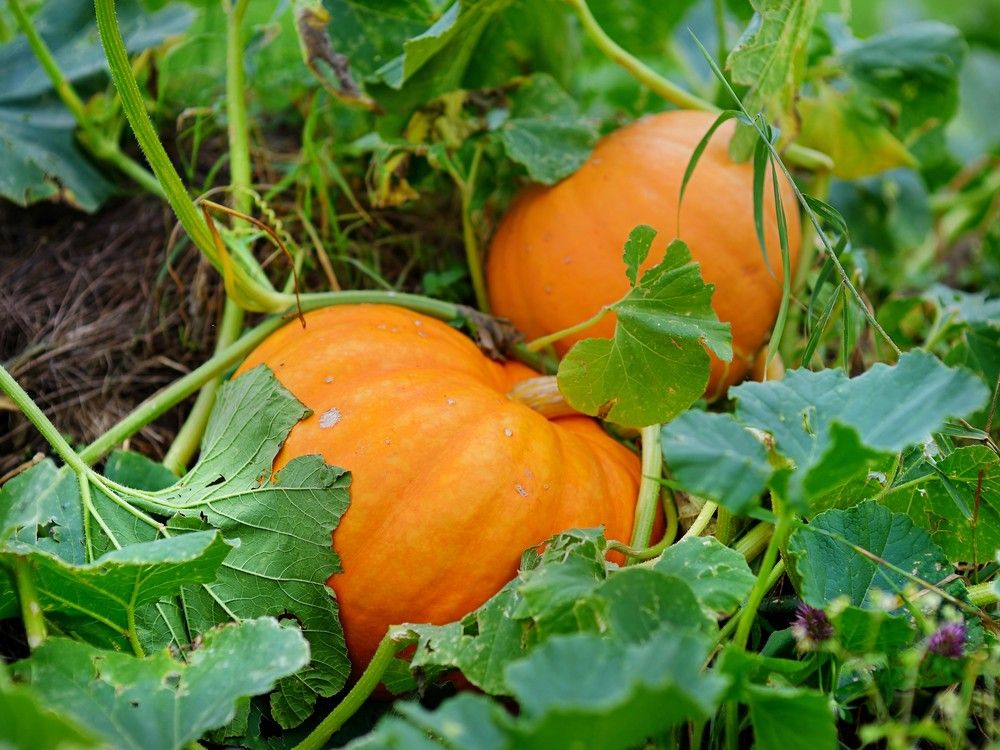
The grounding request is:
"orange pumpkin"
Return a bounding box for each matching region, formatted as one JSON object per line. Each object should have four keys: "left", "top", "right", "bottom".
{"left": 236, "top": 305, "right": 640, "bottom": 668}
{"left": 487, "top": 109, "right": 802, "bottom": 399}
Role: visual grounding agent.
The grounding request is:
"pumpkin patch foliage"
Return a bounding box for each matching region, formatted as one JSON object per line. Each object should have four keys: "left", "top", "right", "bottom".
{"left": 1, "top": 0, "right": 998, "bottom": 748}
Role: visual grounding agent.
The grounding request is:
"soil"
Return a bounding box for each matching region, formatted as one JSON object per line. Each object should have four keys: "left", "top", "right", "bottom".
{"left": 0, "top": 194, "right": 223, "bottom": 477}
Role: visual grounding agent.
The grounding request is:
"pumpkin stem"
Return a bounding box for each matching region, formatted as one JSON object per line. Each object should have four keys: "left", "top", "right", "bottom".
{"left": 507, "top": 376, "right": 580, "bottom": 418}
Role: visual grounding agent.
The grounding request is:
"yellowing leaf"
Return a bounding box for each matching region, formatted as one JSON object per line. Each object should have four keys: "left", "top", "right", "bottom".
{"left": 797, "top": 84, "right": 916, "bottom": 179}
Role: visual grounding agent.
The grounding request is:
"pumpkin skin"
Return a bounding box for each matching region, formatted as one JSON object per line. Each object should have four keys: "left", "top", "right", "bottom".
{"left": 487, "top": 109, "right": 802, "bottom": 399}
{"left": 236, "top": 305, "right": 640, "bottom": 669}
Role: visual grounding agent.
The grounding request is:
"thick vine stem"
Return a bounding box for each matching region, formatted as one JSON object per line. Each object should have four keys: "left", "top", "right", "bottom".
{"left": 163, "top": 0, "right": 251, "bottom": 473}
{"left": 611, "top": 488, "right": 679, "bottom": 562}
{"left": 628, "top": 425, "right": 664, "bottom": 554}
{"left": 94, "top": 0, "right": 285, "bottom": 313}
{"left": 733, "top": 510, "right": 793, "bottom": 651}
{"left": 680, "top": 499, "right": 718, "bottom": 540}
{"left": 78, "top": 317, "right": 285, "bottom": 465}
{"left": 13, "top": 557, "right": 46, "bottom": 650}
{"left": 565, "top": 0, "right": 834, "bottom": 173}
{"left": 524, "top": 305, "right": 611, "bottom": 353}
{"left": 732, "top": 521, "right": 773, "bottom": 562}
{"left": 293, "top": 632, "right": 405, "bottom": 750}
{"left": 0, "top": 365, "right": 90, "bottom": 475}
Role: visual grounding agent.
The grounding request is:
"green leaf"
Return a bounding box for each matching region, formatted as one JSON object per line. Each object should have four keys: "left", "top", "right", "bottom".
{"left": 0, "top": 100, "right": 114, "bottom": 211}
{"left": 12, "top": 618, "right": 309, "bottom": 750}
{"left": 356, "top": 630, "right": 725, "bottom": 749}
{"left": 495, "top": 73, "right": 597, "bottom": 185}
{"left": 2, "top": 532, "right": 232, "bottom": 651}
{"left": 787, "top": 502, "right": 951, "bottom": 609}
{"left": 726, "top": 0, "right": 821, "bottom": 159}
{"left": 621, "top": 224, "right": 656, "bottom": 288}
{"left": 558, "top": 238, "right": 733, "bottom": 427}
{"left": 407, "top": 579, "right": 527, "bottom": 696}
{"left": 745, "top": 684, "right": 836, "bottom": 750}
{"left": 0, "top": 459, "right": 84, "bottom": 563}
{"left": 0, "top": 2, "right": 194, "bottom": 101}
{"left": 393, "top": 694, "right": 508, "bottom": 750}
{"left": 575, "top": 569, "right": 715, "bottom": 642}
{"left": 652, "top": 536, "right": 757, "bottom": 617}
{"left": 797, "top": 83, "right": 916, "bottom": 179}
{"left": 318, "top": 1, "right": 437, "bottom": 81}
{"left": 831, "top": 605, "right": 915, "bottom": 655}
{"left": 104, "top": 451, "right": 178, "bottom": 491}
{"left": 0, "top": 1, "right": 194, "bottom": 210}
{"left": 368, "top": 0, "right": 514, "bottom": 112}
{"left": 881, "top": 445, "right": 999, "bottom": 564}
{"left": 510, "top": 528, "right": 610, "bottom": 635}
{"left": 0, "top": 459, "right": 83, "bottom": 619}
{"left": 138, "top": 367, "right": 351, "bottom": 727}
{"left": 158, "top": 1, "right": 309, "bottom": 111}
{"left": 0, "top": 679, "right": 101, "bottom": 750}
{"left": 840, "top": 21, "right": 966, "bottom": 138}
{"left": 661, "top": 411, "right": 772, "bottom": 514}
{"left": 731, "top": 351, "right": 989, "bottom": 511}
{"left": 503, "top": 631, "right": 726, "bottom": 749}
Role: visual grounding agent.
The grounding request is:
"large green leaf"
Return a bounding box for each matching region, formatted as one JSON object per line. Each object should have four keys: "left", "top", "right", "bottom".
{"left": 732, "top": 351, "right": 989, "bottom": 510}
{"left": 2, "top": 532, "right": 232, "bottom": 651}
{"left": 840, "top": 21, "right": 966, "bottom": 137}
{"left": 0, "top": 0, "right": 193, "bottom": 210}
{"left": 368, "top": 0, "right": 514, "bottom": 112}
{"left": 140, "top": 366, "right": 351, "bottom": 728}
{"left": 831, "top": 605, "right": 915, "bottom": 655}
{"left": 661, "top": 411, "right": 771, "bottom": 514}
{"left": 652, "top": 536, "right": 756, "bottom": 617}
{"left": 407, "top": 579, "right": 526, "bottom": 695}
{"left": 0, "top": 459, "right": 84, "bottom": 563}
{"left": 493, "top": 73, "right": 597, "bottom": 184}
{"left": 352, "top": 631, "right": 725, "bottom": 749}
{"left": 558, "top": 237, "right": 732, "bottom": 428}
{"left": 12, "top": 618, "right": 309, "bottom": 750}
{"left": 0, "top": 679, "right": 101, "bottom": 750}
{"left": 745, "top": 685, "right": 836, "bottom": 750}
{"left": 787, "top": 502, "right": 951, "bottom": 609}
{"left": 881, "top": 445, "right": 999, "bottom": 564}
{"left": 662, "top": 352, "right": 986, "bottom": 515}
{"left": 503, "top": 631, "right": 726, "bottom": 749}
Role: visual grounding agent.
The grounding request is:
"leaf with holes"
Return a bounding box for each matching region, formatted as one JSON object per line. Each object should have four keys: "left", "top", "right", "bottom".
{"left": 11, "top": 618, "right": 308, "bottom": 750}
{"left": 1, "top": 531, "right": 231, "bottom": 651}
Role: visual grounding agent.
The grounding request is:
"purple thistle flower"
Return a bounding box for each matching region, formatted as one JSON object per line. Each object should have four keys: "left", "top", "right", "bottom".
{"left": 927, "top": 621, "right": 966, "bottom": 659}
{"left": 792, "top": 602, "right": 834, "bottom": 650}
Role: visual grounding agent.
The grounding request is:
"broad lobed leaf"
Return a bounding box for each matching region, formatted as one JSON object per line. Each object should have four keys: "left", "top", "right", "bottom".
{"left": 558, "top": 237, "right": 732, "bottom": 428}
{"left": 11, "top": 618, "right": 309, "bottom": 750}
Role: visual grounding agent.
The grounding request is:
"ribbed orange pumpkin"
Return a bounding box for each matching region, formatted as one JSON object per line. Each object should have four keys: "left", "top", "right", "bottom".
{"left": 487, "top": 110, "right": 802, "bottom": 399}
{"left": 236, "top": 305, "right": 640, "bottom": 668}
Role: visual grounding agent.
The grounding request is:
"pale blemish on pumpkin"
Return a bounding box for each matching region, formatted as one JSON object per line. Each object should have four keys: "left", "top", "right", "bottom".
{"left": 514, "top": 483, "right": 528, "bottom": 497}
{"left": 324, "top": 376, "right": 334, "bottom": 383}
{"left": 446, "top": 398, "right": 457, "bottom": 405}
{"left": 504, "top": 428, "right": 514, "bottom": 437}
{"left": 319, "top": 408, "right": 342, "bottom": 428}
